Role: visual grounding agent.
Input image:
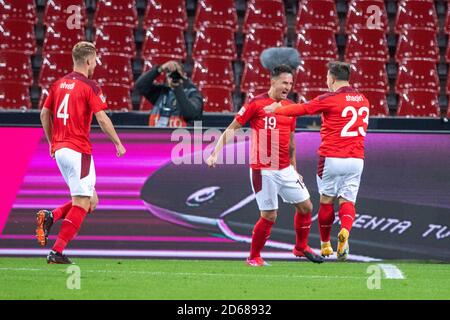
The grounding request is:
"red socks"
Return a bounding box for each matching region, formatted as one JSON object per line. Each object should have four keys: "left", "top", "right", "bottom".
{"left": 52, "top": 205, "right": 88, "bottom": 254}
{"left": 294, "top": 211, "right": 311, "bottom": 250}
{"left": 339, "top": 202, "right": 356, "bottom": 232}
{"left": 249, "top": 217, "right": 274, "bottom": 259}
{"left": 52, "top": 201, "right": 72, "bottom": 222}
{"left": 318, "top": 203, "right": 335, "bottom": 242}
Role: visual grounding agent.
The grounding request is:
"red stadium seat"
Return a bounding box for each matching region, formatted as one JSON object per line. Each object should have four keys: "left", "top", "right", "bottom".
{"left": 95, "top": 24, "right": 136, "bottom": 58}
{"left": 144, "top": 0, "right": 187, "bottom": 29}
{"left": 395, "top": 0, "right": 437, "bottom": 33}
{"left": 94, "top": 54, "right": 133, "bottom": 89}
{"left": 345, "top": 28, "right": 388, "bottom": 62}
{"left": 194, "top": 0, "right": 238, "bottom": 32}
{"left": 142, "top": 25, "right": 186, "bottom": 61}
{"left": 396, "top": 59, "right": 439, "bottom": 94}
{"left": 192, "top": 58, "right": 234, "bottom": 90}
{"left": 200, "top": 87, "right": 234, "bottom": 112}
{"left": 0, "top": 0, "right": 37, "bottom": 22}
{"left": 245, "top": 87, "right": 271, "bottom": 103}
{"left": 243, "top": 0, "right": 286, "bottom": 33}
{"left": 294, "top": 58, "right": 328, "bottom": 94}
{"left": 0, "top": 19, "right": 36, "bottom": 55}
{"left": 296, "top": 0, "right": 338, "bottom": 32}
{"left": 443, "top": 41, "right": 450, "bottom": 63}
{"left": 192, "top": 27, "right": 237, "bottom": 61}
{"left": 359, "top": 89, "right": 389, "bottom": 116}
{"left": 242, "top": 27, "right": 285, "bottom": 62}
{"left": 240, "top": 59, "right": 271, "bottom": 93}
{"left": 396, "top": 29, "right": 439, "bottom": 63}
{"left": 101, "top": 85, "right": 132, "bottom": 111}
{"left": 346, "top": 0, "right": 388, "bottom": 33}
{"left": 94, "top": 0, "right": 138, "bottom": 28}
{"left": 0, "top": 83, "right": 31, "bottom": 110}
{"left": 39, "top": 53, "right": 73, "bottom": 87}
{"left": 350, "top": 59, "right": 388, "bottom": 92}
{"left": 397, "top": 90, "right": 440, "bottom": 117}
{"left": 0, "top": 52, "right": 33, "bottom": 85}
{"left": 43, "top": 22, "right": 85, "bottom": 54}
{"left": 445, "top": 4, "right": 450, "bottom": 34}
{"left": 297, "top": 89, "right": 329, "bottom": 103}
{"left": 296, "top": 28, "right": 338, "bottom": 60}
{"left": 44, "top": 0, "right": 86, "bottom": 26}
{"left": 140, "top": 98, "right": 153, "bottom": 111}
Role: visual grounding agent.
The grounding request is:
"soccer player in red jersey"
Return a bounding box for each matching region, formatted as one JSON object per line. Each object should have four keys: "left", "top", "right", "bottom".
{"left": 206, "top": 65, "right": 323, "bottom": 266}
{"left": 37, "top": 42, "right": 126, "bottom": 264}
{"left": 265, "top": 61, "right": 369, "bottom": 261}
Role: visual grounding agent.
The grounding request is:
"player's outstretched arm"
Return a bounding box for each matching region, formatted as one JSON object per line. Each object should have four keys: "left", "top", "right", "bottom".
{"left": 40, "top": 107, "right": 54, "bottom": 159}
{"left": 264, "top": 102, "right": 308, "bottom": 117}
{"left": 95, "top": 111, "right": 126, "bottom": 157}
{"left": 206, "top": 119, "right": 242, "bottom": 168}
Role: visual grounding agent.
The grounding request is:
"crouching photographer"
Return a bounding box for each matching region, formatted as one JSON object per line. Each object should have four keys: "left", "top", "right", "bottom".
{"left": 135, "top": 61, "right": 203, "bottom": 127}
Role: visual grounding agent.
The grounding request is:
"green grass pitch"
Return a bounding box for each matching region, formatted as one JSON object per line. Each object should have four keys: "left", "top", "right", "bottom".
{"left": 0, "top": 258, "right": 449, "bottom": 300}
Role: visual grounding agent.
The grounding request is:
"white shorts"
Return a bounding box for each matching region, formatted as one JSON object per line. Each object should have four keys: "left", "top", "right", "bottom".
{"left": 316, "top": 156, "right": 364, "bottom": 203}
{"left": 55, "top": 147, "right": 96, "bottom": 197}
{"left": 250, "top": 165, "right": 310, "bottom": 211}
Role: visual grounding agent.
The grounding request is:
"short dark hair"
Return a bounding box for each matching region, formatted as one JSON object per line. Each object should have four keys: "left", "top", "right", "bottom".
{"left": 270, "top": 64, "right": 294, "bottom": 79}
{"left": 327, "top": 61, "right": 351, "bottom": 81}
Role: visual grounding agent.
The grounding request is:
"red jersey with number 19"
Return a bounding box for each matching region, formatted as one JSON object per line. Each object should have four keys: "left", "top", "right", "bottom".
{"left": 235, "top": 93, "right": 297, "bottom": 170}
{"left": 42, "top": 71, "right": 108, "bottom": 155}
{"left": 274, "top": 86, "right": 369, "bottom": 159}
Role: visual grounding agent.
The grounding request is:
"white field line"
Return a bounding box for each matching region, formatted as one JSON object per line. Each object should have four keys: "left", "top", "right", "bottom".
{"left": 377, "top": 264, "right": 405, "bottom": 279}
{"left": 0, "top": 267, "right": 366, "bottom": 280}
{"left": 0, "top": 249, "right": 380, "bottom": 261}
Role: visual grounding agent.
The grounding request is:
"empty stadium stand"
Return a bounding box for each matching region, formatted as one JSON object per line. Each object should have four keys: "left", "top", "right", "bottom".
{"left": 0, "top": 0, "right": 448, "bottom": 117}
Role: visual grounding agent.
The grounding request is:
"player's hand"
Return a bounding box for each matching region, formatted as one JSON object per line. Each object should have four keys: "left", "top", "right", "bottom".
{"left": 49, "top": 145, "right": 55, "bottom": 159}
{"left": 264, "top": 102, "right": 282, "bottom": 113}
{"left": 206, "top": 154, "right": 218, "bottom": 168}
{"left": 116, "top": 144, "right": 126, "bottom": 157}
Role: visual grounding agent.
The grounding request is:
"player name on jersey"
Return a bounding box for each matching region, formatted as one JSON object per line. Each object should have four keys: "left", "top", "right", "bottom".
{"left": 59, "top": 82, "right": 76, "bottom": 90}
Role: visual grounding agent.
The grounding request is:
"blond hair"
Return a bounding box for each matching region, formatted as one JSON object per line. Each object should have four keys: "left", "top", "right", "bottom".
{"left": 72, "top": 41, "right": 96, "bottom": 65}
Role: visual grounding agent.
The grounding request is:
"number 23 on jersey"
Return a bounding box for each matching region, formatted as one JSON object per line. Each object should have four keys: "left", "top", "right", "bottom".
{"left": 340, "top": 106, "right": 369, "bottom": 137}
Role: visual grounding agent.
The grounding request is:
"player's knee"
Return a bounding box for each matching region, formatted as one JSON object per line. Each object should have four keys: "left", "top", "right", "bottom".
{"left": 72, "top": 196, "right": 91, "bottom": 212}
{"left": 296, "top": 199, "right": 313, "bottom": 214}
{"left": 90, "top": 196, "right": 99, "bottom": 213}
{"left": 261, "top": 210, "right": 277, "bottom": 222}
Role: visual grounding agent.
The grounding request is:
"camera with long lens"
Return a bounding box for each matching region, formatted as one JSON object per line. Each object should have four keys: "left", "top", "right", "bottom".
{"left": 168, "top": 70, "right": 183, "bottom": 84}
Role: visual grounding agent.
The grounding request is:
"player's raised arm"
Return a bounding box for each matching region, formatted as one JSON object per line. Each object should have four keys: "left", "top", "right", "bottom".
{"left": 95, "top": 110, "right": 126, "bottom": 157}
{"left": 206, "top": 119, "right": 242, "bottom": 167}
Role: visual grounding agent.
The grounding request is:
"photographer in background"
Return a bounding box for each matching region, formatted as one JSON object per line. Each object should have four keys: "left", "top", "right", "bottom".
{"left": 135, "top": 61, "right": 203, "bottom": 127}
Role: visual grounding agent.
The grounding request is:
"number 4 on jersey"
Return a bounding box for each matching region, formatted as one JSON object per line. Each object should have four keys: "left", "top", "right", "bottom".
{"left": 57, "top": 93, "right": 70, "bottom": 126}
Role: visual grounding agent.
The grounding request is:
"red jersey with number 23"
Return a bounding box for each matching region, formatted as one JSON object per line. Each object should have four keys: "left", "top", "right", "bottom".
{"left": 235, "top": 93, "right": 297, "bottom": 170}
{"left": 43, "top": 71, "right": 108, "bottom": 155}
{"left": 275, "top": 86, "right": 369, "bottom": 159}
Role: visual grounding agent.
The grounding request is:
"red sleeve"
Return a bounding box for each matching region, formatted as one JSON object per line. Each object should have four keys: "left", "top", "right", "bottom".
{"left": 275, "top": 96, "right": 333, "bottom": 117}
{"left": 88, "top": 86, "right": 108, "bottom": 113}
{"left": 235, "top": 101, "right": 256, "bottom": 125}
{"left": 42, "top": 86, "right": 54, "bottom": 112}
{"left": 274, "top": 103, "right": 308, "bottom": 116}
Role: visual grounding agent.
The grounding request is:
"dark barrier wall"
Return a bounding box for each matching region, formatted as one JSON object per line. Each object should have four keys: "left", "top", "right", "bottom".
{"left": 0, "top": 128, "right": 449, "bottom": 261}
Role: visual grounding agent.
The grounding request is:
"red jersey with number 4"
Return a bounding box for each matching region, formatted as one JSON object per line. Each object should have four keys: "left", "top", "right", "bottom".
{"left": 43, "top": 71, "right": 108, "bottom": 155}
{"left": 235, "top": 93, "right": 297, "bottom": 170}
{"left": 274, "top": 86, "right": 369, "bottom": 159}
